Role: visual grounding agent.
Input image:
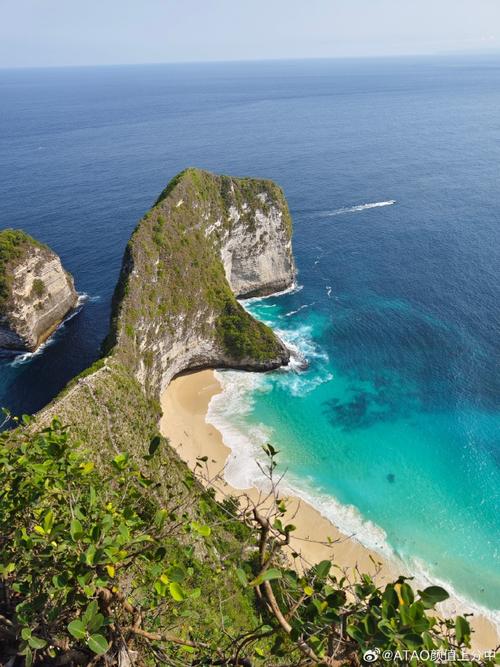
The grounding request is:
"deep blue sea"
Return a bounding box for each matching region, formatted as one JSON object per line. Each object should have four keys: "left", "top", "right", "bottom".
{"left": 1, "top": 56, "right": 499, "bottom": 622}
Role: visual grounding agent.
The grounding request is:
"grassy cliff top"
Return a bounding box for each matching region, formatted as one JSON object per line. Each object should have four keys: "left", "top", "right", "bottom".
{"left": 154, "top": 167, "right": 292, "bottom": 234}
{"left": 0, "top": 228, "right": 48, "bottom": 312}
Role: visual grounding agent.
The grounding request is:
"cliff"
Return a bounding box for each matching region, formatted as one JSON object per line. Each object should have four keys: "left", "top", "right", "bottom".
{"left": 105, "top": 168, "right": 295, "bottom": 394}
{"left": 33, "top": 167, "right": 295, "bottom": 488}
{"left": 0, "top": 229, "right": 78, "bottom": 351}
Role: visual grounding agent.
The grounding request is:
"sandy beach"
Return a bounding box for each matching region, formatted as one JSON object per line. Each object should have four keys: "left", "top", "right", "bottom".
{"left": 160, "top": 369, "right": 498, "bottom": 651}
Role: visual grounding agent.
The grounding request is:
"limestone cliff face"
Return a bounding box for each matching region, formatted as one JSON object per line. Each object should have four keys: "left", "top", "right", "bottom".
{"left": 219, "top": 192, "right": 294, "bottom": 298}
{"left": 0, "top": 230, "right": 78, "bottom": 351}
{"left": 106, "top": 169, "right": 296, "bottom": 395}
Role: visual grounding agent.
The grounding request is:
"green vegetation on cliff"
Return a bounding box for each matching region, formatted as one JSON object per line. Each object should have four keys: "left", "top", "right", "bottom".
{"left": 0, "top": 229, "right": 46, "bottom": 313}
{"left": 216, "top": 298, "right": 280, "bottom": 361}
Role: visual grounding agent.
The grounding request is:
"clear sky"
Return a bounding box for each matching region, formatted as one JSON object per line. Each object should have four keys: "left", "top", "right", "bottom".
{"left": 1, "top": 0, "right": 500, "bottom": 68}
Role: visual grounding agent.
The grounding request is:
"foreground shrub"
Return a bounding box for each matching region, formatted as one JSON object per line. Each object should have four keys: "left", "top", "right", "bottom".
{"left": 0, "top": 419, "right": 497, "bottom": 666}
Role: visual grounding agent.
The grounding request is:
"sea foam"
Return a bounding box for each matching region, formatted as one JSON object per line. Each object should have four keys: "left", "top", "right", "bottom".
{"left": 206, "top": 369, "right": 393, "bottom": 556}
{"left": 207, "top": 370, "right": 272, "bottom": 490}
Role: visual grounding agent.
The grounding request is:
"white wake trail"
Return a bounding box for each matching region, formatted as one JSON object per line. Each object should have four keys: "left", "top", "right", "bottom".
{"left": 323, "top": 200, "right": 396, "bottom": 217}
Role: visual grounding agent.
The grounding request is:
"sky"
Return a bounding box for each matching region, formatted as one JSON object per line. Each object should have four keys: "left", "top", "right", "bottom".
{"left": 1, "top": 0, "right": 500, "bottom": 68}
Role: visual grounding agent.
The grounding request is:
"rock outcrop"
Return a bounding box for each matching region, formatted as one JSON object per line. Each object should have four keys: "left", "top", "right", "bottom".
{"left": 0, "top": 229, "right": 78, "bottom": 351}
{"left": 105, "top": 168, "right": 296, "bottom": 395}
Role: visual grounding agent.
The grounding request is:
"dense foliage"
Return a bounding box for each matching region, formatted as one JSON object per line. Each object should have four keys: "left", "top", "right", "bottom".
{"left": 216, "top": 299, "right": 282, "bottom": 361}
{"left": 1, "top": 418, "right": 496, "bottom": 666}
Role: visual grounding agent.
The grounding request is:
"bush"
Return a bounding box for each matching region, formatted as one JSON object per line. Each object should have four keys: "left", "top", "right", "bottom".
{"left": 31, "top": 278, "right": 46, "bottom": 298}
{"left": 0, "top": 416, "right": 211, "bottom": 665}
{"left": 0, "top": 418, "right": 495, "bottom": 666}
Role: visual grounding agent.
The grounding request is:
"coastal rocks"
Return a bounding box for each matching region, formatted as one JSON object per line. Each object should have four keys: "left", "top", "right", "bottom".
{"left": 220, "top": 198, "right": 295, "bottom": 298}
{"left": 106, "top": 168, "right": 296, "bottom": 395}
{"left": 0, "top": 229, "right": 78, "bottom": 351}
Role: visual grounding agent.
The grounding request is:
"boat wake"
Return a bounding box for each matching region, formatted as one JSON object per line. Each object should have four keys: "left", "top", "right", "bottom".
{"left": 323, "top": 200, "right": 396, "bottom": 217}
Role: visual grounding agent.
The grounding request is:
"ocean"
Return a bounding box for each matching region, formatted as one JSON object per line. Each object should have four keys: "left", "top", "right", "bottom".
{"left": 1, "top": 56, "right": 499, "bottom": 624}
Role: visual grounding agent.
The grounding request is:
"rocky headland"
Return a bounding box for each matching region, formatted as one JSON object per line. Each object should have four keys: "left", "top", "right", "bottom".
{"left": 104, "top": 167, "right": 296, "bottom": 394}
{"left": 0, "top": 229, "right": 77, "bottom": 352}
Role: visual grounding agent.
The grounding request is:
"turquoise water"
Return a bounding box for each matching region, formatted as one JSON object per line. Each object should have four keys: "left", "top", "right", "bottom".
{"left": 210, "top": 287, "right": 500, "bottom": 621}
{"left": 1, "top": 56, "right": 499, "bottom": 623}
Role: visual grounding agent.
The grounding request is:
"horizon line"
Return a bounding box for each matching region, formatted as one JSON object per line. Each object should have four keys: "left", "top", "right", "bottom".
{"left": 1, "top": 48, "right": 500, "bottom": 72}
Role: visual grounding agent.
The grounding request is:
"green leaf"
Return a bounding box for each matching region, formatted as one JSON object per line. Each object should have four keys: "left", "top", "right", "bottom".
{"left": 21, "top": 627, "right": 32, "bottom": 640}
{"left": 85, "top": 544, "right": 97, "bottom": 566}
{"left": 398, "top": 582, "right": 415, "bottom": 606}
{"left": 455, "top": 616, "right": 471, "bottom": 645}
{"left": 24, "top": 647, "right": 33, "bottom": 667}
{"left": 418, "top": 586, "right": 449, "bottom": 608}
{"left": 154, "top": 579, "right": 168, "bottom": 597}
{"left": 346, "top": 624, "right": 364, "bottom": 643}
{"left": 403, "top": 632, "right": 423, "bottom": 649}
{"left": 112, "top": 452, "right": 129, "bottom": 470}
{"left": 154, "top": 508, "right": 168, "bottom": 528}
{"left": 80, "top": 461, "right": 95, "bottom": 475}
{"left": 43, "top": 510, "right": 54, "bottom": 535}
{"left": 149, "top": 435, "right": 163, "bottom": 457}
{"left": 52, "top": 572, "right": 69, "bottom": 589}
{"left": 191, "top": 521, "right": 211, "bottom": 537}
{"left": 315, "top": 560, "right": 331, "bottom": 579}
{"left": 70, "top": 518, "right": 83, "bottom": 541}
{"left": 28, "top": 636, "right": 47, "bottom": 650}
{"left": 252, "top": 568, "right": 283, "bottom": 586}
{"left": 260, "top": 568, "right": 283, "bottom": 582}
{"left": 422, "top": 631, "right": 436, "bottom": 650}
{"left": 236, "top": 568, "right": 248, "bottom": 587}
{"left": 87, "top": 634, "right": 109, "bottom": 655}
{"left": 167, "top": 565, "right": 185, "bottom": 582}
{"left": 117, "top": 523, "right": 130, "bottom": 544}
{"left": 68, "top": 619, "right": 87, "bottom": 640}
{"left": 263, "top": 443, "right": 278, "bottom": 457}
{"left": 87, "top": 613, "right": 104, "bottom": 633}
{"left": 169, "top": 582, "right": 186, "bottom": 602}
{"left": 83, "top": 600, "right": 99, "bottom": 624}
